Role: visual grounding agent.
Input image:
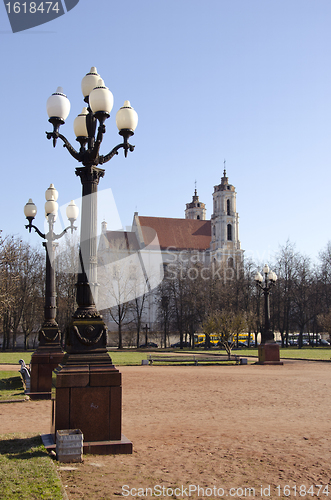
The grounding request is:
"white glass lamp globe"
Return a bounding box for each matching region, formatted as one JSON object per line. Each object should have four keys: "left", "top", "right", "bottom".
{"left": 81, "top": 67, "right": 100, "bottom": 99}
{"left": 263, "top": 264, "right": 270, "bottom": 275}
{"left": 24, "top": 199, "right": 37, "bottom": 219}
{"left": 46, "top": 87, "right": 70, "bottom": 121}
{"left": 66, "top": 200, "right": 79, "bottom": 221}
{"left": 116, "top": 101, "right": 138, "bottom": 132}
{"left": 45, "top": 199, "right": 58, "bottom": 216}
{"left": 268, "top": 271, "right": 277, "bottom": 282}
{"left": 73, "top": 107, "right": 88, "bottom": 138}
{"left": 89, "top": 79, "right": 114, "bottom": 115}
{"left": 45, "top": 183, "right": 58, "bottom": 202}
{"left": 254, "top": 272, "right": 263, "bottom": 283}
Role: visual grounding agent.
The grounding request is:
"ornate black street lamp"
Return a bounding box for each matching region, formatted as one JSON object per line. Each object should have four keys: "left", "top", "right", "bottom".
{"left": 23, "top": 184, "right": 78, "bottom": 397}
{"left": 255, "top": 264, "right": 282, "bottom": 364}
{"left": 45, "top": 67, "right": 137, "bottom": 452}
{"left": 46, "top": 67, "right": 138, "bottom": 353}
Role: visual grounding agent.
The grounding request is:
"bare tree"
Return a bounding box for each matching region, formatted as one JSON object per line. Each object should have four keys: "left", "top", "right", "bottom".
{"left": 128, "top": 281, "right": 149, "bottom": 348}
{"left": 55, "top": 234, "right": 79, "bottom": 345}
{"left": 317, "top": 310, "right": 331, "bottom": 342}
{"left": 0, "top": 236, "right": 44, "bottom": 350}
{"left": 202, "top": 310, "right": 244, "bottom": 359}
{"left": 272, "top": 241, "right": 298, "bottom": 346}
{"left": 98, "top": 235, "right": 146, "bottom": 348}
{"left": 291, "top": 254, "right": 314, "bottom": 347}
{"left": 19, "top": 243, "right": 44, "bottom": 349}
{"left": 317, "top": 241, "right": 331, "bottom": 316}
{"left": 0, "top": 235, "right": 20, "bottom": 349}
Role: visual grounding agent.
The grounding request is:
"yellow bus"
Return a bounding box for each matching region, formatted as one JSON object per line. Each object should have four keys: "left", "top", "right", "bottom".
{"left": 194, "top": 333, "right": 254, "bottom": 347}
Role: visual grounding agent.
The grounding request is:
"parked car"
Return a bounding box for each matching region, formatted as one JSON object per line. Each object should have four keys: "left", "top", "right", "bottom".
{"left": 195, "top": 342, "right": 208, "bottom": 348}
{"left": 216, "top": 340, "right": 233, "bottom": 349}
{"left": 171, "top": 341, "right": 191, "bottom": 348}
{"left": 139, "top": 342, "right": 158, "bottom": 348}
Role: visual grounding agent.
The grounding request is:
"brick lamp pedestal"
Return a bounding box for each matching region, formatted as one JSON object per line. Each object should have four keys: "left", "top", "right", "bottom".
{"left": 51, "top": 319, "right": 132, "bottom": 454}
{"left": 258, "top": 343, "right": 283, "bottom": 365}
{"left": 29, "top": 327, "right": 64, "bottom": 400}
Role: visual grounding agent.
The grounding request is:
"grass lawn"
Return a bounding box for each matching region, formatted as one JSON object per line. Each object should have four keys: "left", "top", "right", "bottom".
{"left": 173, "top": 346, "right": 331, "bottom": 361}
{"left": 0, "top": 434, "right": 63, "bottom": 500}
{"left": 108, "top": 350, "right": 150, "bottom": 365}
{"left": 280, "top": 347, "right": 331, "bottom": 360}
{"left": 0, "top": 372, "right": 25, "bottom": 401}
{"left": 0, "top": 352, "right": 32, "bottom": 365}
{"left": 234, "top": 347, "right": 331, "bottom": 360}
{"left": 0, "top": 347, "right": 330, "bottom": 368}
{"left": 0, "top": 350, "right": 149, "bottom": 366}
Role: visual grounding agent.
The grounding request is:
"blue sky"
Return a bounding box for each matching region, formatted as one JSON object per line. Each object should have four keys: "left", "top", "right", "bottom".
{"left": 1, "top": 0, "right": 331, "bottom": 265}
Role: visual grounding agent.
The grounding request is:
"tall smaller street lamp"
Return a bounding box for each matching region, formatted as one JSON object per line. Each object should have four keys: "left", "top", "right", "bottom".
{"left": 255, "top": 264, "right": 282, "bottom": 365}
{"left": 24, "top": 184, "right": 78, "bottom": 398}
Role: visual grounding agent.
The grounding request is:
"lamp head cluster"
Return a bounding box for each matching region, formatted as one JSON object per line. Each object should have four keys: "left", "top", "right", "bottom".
{"left": 46, "top": 67, "right": 138, "bottom": 157}
{"left": 24, "top": 184, "right": 79, "bottom": 235}
{"left": 254, "top": 264, "right": 277, "bottom": 289}
{"left": 44, "top": 183, "right": 59, "bottom": 220}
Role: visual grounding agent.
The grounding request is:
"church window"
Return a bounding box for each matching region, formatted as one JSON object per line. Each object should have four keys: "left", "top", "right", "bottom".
{"left": 228, "top": 257, "right": 234, "bottom": 268}
{"left": 227, "top": 224, "right": 232, "bottom": 241}
{"left": 227, "top": 199, "right": 231, "bottom": 215}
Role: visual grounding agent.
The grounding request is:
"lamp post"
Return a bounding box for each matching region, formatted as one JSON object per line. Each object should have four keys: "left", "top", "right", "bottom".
{"left": 254, "top": 264, "right": 282, "bottom": 364}
{"left": 45, "top": 67, "right": 137, "bottom": 453}
{"left": 24, "top": 185, "right": 78, "bottom": 398}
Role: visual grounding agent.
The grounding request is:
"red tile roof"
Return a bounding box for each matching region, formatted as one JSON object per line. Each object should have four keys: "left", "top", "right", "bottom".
{"left": 137, "top": 216, "right": 211, "bottom": 251}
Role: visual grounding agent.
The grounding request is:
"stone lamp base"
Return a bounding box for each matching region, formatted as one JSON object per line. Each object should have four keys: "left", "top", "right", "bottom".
{"left": 29, "top": 342, "right": 64, "bottom": 400}
{"left": 51, "top": 351, "right": 132, "bottom": 455}
{"left": 258, "top": 343, "right": 283, "bottom": 365}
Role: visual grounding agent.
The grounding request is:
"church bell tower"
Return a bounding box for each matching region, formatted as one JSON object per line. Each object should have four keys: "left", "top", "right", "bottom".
{"left": 210, "top": 165, "right": 243, "bottom": 267}
{"left": 185, "top": 187, "right": 206, "bottom": 220}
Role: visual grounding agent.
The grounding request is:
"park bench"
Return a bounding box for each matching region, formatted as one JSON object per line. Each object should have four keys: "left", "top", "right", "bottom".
{"left": 18, "top": 359, "right": 31, "bottom": 393}
{"left": 147, "top": 354, "right": 240, "bottom": 365}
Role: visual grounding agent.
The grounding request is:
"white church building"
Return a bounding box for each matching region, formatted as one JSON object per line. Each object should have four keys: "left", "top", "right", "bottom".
{"left": 97, "top": 168, "right": 244, "bottom": 334}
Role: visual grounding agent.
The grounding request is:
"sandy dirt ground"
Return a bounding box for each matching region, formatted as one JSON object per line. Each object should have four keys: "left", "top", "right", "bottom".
{"left": 1, "top": 360, "right": 331, "bottom": 499}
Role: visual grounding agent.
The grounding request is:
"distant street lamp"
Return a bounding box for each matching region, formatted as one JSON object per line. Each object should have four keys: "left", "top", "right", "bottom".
{"left": 45, "top": 67, "right": 137, "bottom": 453}
{"left": 24, "top": 184, "right": 78, "bottom": 397}
{"left": 254, "top": 264, "right": 277, "bottom": 343}
{"left": 254, "top": 264, "right": 282, "bottom": 365}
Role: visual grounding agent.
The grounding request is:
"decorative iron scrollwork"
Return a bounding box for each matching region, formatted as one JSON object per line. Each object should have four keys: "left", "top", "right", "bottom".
{"left": 72, "top": 325, "right": 105, "bottom": 346}
{"left": 40, "top": 329, "right": 59, "bottom": 342}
